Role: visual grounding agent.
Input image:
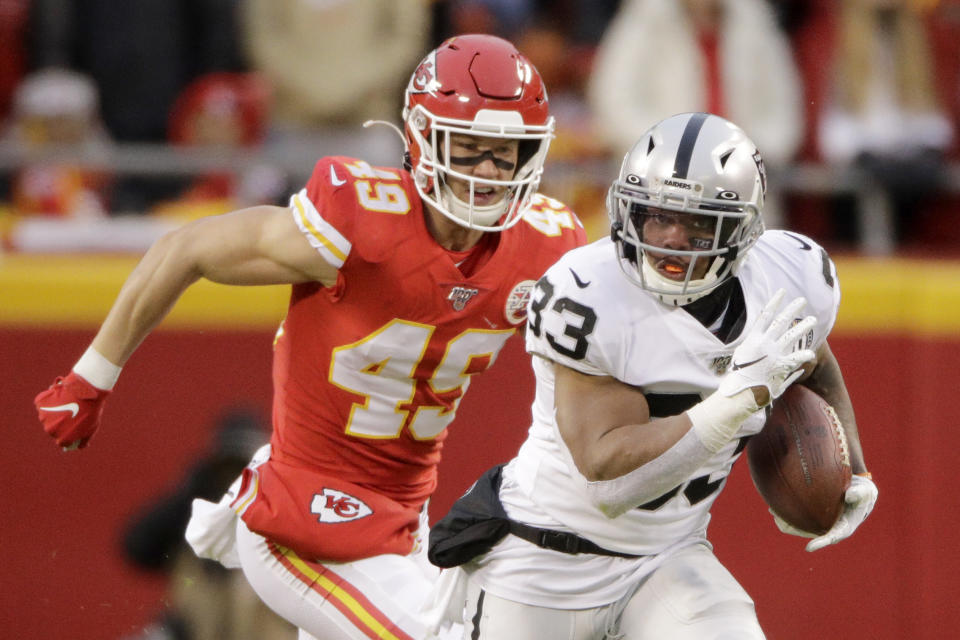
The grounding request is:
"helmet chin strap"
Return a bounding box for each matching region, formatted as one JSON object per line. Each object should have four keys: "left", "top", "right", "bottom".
{"left": 440, "top": 183, "right": 508, "bottom": 227}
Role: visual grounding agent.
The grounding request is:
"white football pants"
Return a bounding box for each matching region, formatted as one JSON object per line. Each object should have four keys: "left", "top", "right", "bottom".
{"left": 464, "top": 543, "right": 765, "bottom": 640}
{"left": 235, "top": 517, "right": 460, "bottom": 640}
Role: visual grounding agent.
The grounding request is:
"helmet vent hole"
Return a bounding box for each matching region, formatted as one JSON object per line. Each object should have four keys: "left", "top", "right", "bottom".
{"left": 718, "top": 149, "right": 734, "bottom": 168}
{"left": 646, "top": 136, "right": 655, "bottom": 155}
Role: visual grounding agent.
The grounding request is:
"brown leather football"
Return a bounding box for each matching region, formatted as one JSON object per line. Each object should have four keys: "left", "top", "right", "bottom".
{"left": 747, "top": 384, "right": 852, "bottom": 535}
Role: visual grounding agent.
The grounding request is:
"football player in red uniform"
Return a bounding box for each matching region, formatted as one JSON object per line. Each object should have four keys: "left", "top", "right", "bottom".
{"left": 34, "top": 35, "right": 586, "bottom": 639}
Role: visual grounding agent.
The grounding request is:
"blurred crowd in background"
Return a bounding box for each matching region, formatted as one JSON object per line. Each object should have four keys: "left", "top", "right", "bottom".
{"left": 1, "top": 0, "right": 959, "bottom": 254}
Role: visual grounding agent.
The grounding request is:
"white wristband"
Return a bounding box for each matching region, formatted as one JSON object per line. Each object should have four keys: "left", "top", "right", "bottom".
{"left": 73, "top": 347, "right": 122, "bottom": 391}
{"left": 687, "top": 389, "right": 759, "bottom": 453}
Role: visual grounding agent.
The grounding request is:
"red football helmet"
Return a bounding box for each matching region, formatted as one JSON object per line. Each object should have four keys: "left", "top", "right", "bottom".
{"left": 403, "top": 34, "right": 554, "bottom": 231}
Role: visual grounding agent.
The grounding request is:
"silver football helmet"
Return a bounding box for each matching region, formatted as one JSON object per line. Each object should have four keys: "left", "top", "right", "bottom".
{"left": 608, "top": 112, "right": 766, "bottom": 305}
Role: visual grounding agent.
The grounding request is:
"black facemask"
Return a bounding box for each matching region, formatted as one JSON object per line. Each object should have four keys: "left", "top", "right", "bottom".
{"left": 448, "top": 149, "right": 516, "bottom": 172}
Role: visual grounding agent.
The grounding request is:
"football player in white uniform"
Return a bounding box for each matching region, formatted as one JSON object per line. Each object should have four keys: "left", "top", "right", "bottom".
{"left": 426, "top": 113, "right": 878, "bottom": 639}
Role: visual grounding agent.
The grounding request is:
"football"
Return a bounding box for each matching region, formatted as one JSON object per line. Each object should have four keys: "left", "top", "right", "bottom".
{"left": 746, "top": 384, "right": 852, "bottom": 535}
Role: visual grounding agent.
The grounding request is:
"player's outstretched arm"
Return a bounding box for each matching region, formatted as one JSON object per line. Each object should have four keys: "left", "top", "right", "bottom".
{"left": 90, "top": 205, "right": 336, "bottom": 365}
{"left": 34, "top": 205, "right": 338, "bottom": 450}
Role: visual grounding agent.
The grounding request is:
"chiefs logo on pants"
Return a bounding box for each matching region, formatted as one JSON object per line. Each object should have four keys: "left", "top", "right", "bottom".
{"left": 232, "top": 457, "right": 421, "bottom": 562}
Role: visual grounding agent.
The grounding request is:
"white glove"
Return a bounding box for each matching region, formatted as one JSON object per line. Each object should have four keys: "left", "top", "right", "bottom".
{"left": 805, "top": 474, "right": 878, "bottom": 552}
{"left": 770, "top": 509, "right": 816, "bottom": 539}
{"left": 719, "top": 289, "right": 816, "bottom": 404}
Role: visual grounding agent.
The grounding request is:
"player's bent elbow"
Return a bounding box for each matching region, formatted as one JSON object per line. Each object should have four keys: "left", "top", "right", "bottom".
{"left": 132, "top": 225, "right": 212, "bottom": 295}
{"left": 155, "top": 225, "right": 204, "bottom": 270}
{"left": 582, "top": 464, "right": 622, "bottom": 484}
{"left": 572, "top": 450, "right": 623, "bottom": 484}
{"left": 566, "top": 452, "right": 635, "bottom": 517}
{"left": 576, "top": 442, "right": 659, "bottom": 483}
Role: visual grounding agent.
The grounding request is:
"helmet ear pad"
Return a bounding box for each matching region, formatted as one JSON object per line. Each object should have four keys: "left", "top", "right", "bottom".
{"left": 612, "top": 222, "right": 638, "bottom": 266}
{"left": 516, "top": 139, "right": 541, "bottom": 175}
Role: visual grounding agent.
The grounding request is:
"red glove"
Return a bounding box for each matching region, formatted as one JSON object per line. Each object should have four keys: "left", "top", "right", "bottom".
{"left": 34, "top": 372, "right": 111, "bottom": 450}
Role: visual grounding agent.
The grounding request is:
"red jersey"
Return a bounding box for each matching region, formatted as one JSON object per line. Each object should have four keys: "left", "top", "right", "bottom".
{"left": 236, "top": 156, "right": 585, "bottom": 560}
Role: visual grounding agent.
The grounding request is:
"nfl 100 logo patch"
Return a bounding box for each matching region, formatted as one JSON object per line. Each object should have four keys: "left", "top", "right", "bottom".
{"left": 448, "top": 286, "right": 479, "bottom": 311}
{"left": 710, "top": 354, "right": 732, "bottom": 375}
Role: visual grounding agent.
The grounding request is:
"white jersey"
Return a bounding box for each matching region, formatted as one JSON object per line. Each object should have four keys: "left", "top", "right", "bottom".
{"left": 469, "top": 230, "right": 841, "bottom": 607}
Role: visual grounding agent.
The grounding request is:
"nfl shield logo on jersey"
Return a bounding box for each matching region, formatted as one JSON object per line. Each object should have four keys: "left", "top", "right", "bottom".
{"left": 448, "top": 286, "right": 479, "bottom": 311}
{"left": 311, "top": 488, "right": 373, "bottom": 523}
